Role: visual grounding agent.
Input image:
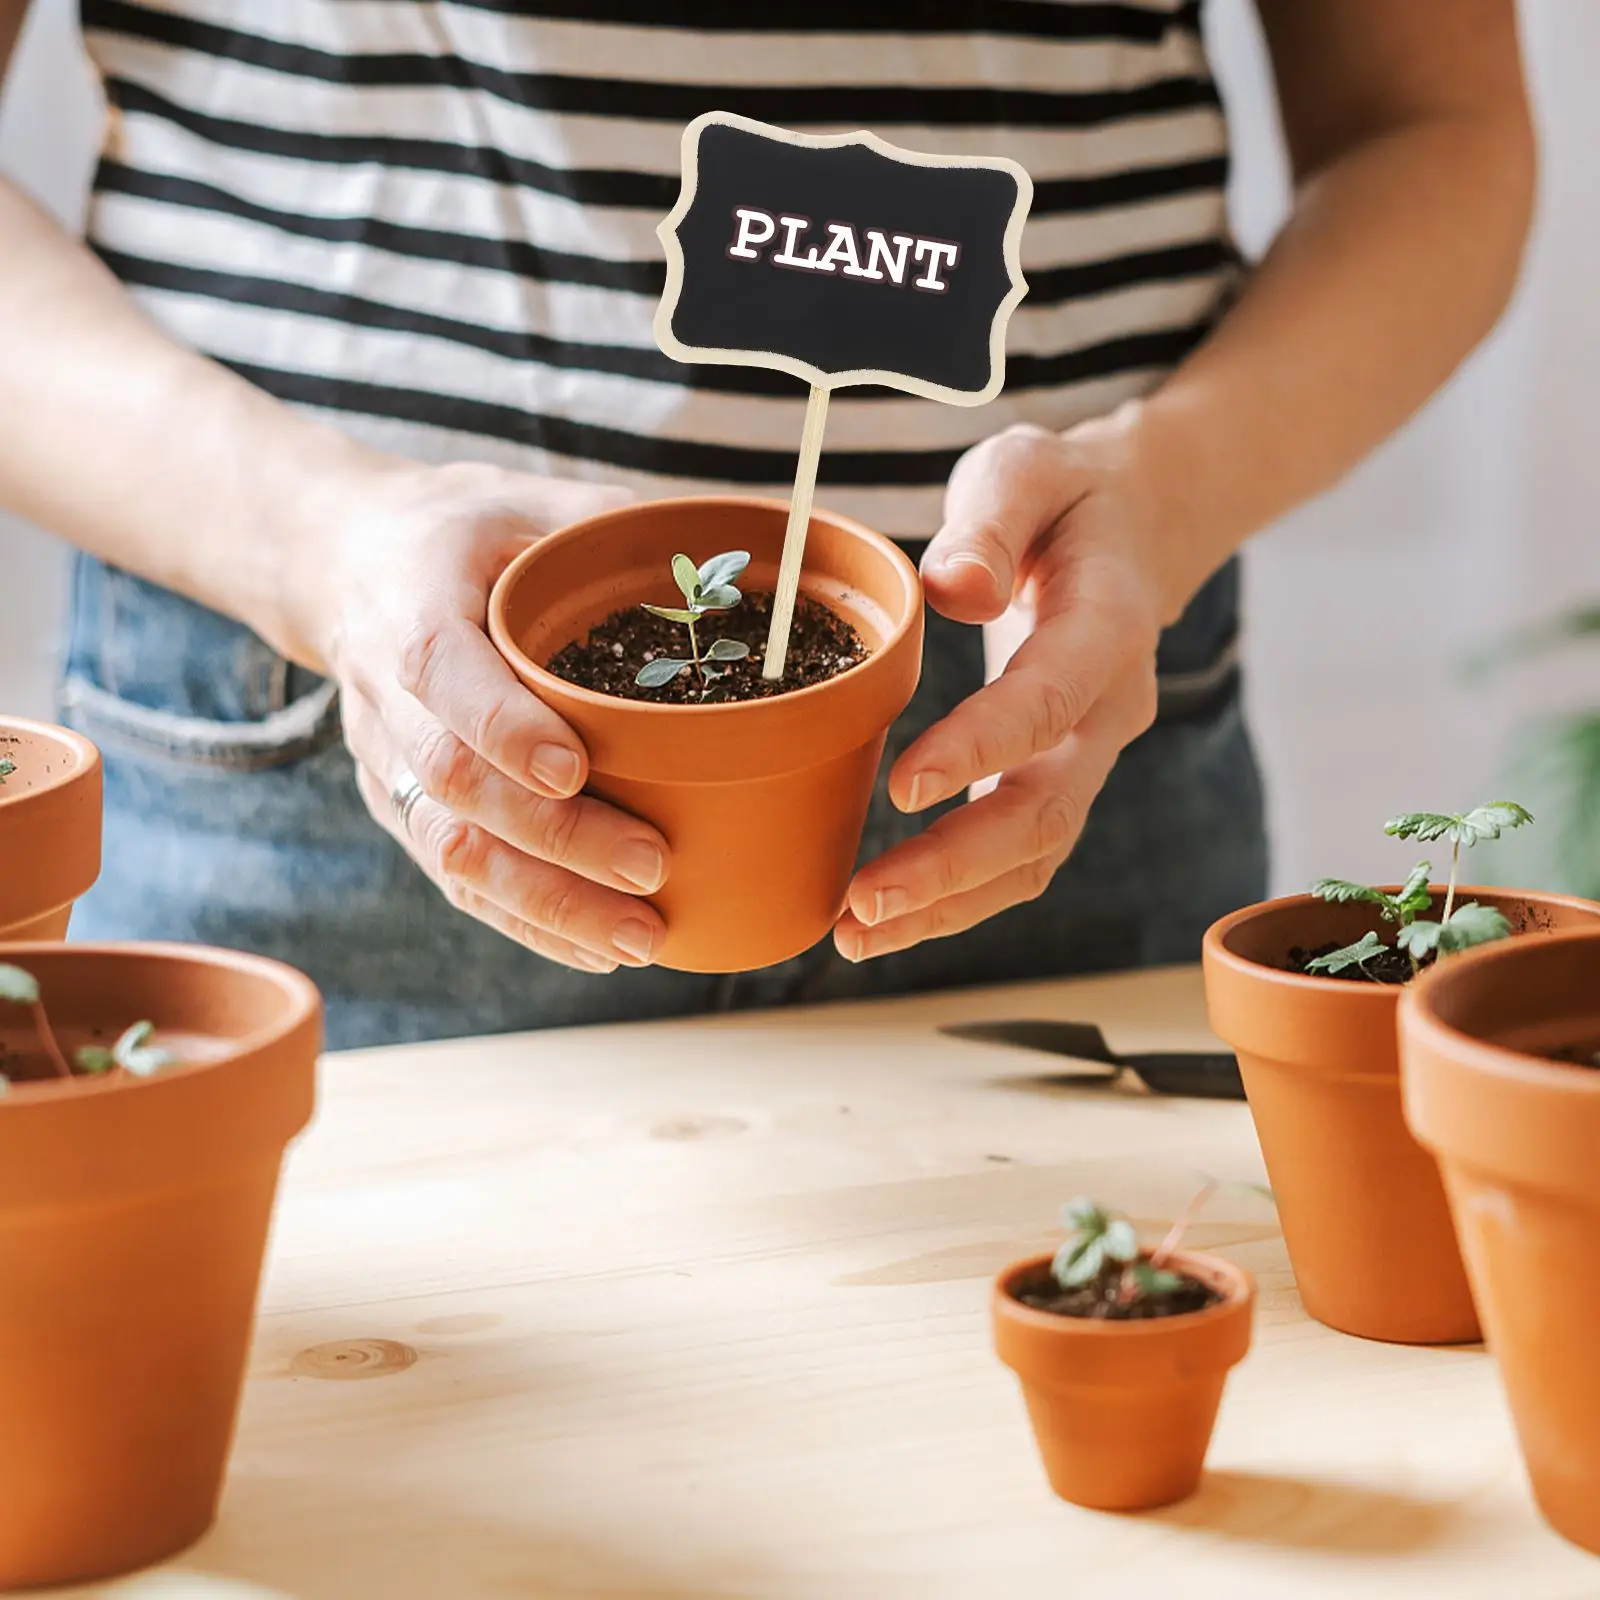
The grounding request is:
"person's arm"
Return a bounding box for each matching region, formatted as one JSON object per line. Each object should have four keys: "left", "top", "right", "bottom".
{"left": 0, "top": 0, "right": 668, "bottom": 973}
{"left": 839, "top": 0, "right": 1535, "bottom": 958}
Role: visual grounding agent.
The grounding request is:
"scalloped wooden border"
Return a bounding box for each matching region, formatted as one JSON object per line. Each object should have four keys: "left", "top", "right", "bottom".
{"left": 654, "top": 110, "right": 1033, "bottom": 408}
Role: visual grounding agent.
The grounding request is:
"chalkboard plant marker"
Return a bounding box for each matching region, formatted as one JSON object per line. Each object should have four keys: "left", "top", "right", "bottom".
{"left": 0, "top": 716, "right": 102, "bottom": 942}
{"left": 1399, "top": 927, "right": 1600, "bottom": 1555}
{"left": 0, "top": 941, "right": 320, "bottom": 1588}
{"left": 654, "top": 110, "right": 1032, "bottom": 679}
{"left": 991, "top": 1186, "right": 1259, "bottom": 1511}
{"left": 1202, "top": 800, "right": 1600, "bottom": 1347}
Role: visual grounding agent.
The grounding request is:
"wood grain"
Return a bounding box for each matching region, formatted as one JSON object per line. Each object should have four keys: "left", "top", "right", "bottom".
{"left": 58, "top": 967, "right": 1598, "bottom": 1598}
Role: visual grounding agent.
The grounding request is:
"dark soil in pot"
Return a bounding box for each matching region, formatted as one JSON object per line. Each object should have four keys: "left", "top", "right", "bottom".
{"left": 547, "top": 588, "right": 865, "bottom": 704}
{"left": 1288, "top": 902, "right": 1567, "bottom": 985}
{"left": 1539, "top": 1036, "right": 1600, "bottom": 1067}
{"left": 1290, "top": 942, "right": 1415, "bottom": 983}
{"left": 1012, "top": 1264, "right": 1220, "bottom": 1321}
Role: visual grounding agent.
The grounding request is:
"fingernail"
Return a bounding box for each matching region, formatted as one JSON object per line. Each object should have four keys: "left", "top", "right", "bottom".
{"left": 612, "top": 919, "right": 657, "bottom": 964}
{"left": 574, "top": 948, "right": 619, "bottom": 974}
{"left": 612, "top": 838, "right": 666, "bottom": 893}
{"left": 938, "top": 550, "right": 997, "bottom": 581}
{"left": 905, "top": 770, "right": 946, "bottom": 812}
{"left": 836, "top": 929, "right": 866, "bottom": 963}
{"left": 871, "top": 887, "right": 909, "bottom": 925}
{"left": 531, "top": 743, "right": 582, "bottom": 796}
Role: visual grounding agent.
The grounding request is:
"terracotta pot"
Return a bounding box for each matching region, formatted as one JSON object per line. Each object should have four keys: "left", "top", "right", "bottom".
{"left": 489, "top": 496, "right": 923, "bottom": 972}
{"left": 1401, "top": 928, "right": 1600, "bottom": 1554}
{"left": 991, "top": 1250, "right": 1254, "bottom": 1511}
{"left": 0, "top": 942, "right": 320, "bottom": 1589}
{"left": 0, "top": 717, "right": 102, "bottom": 942}
{"left": 1203, "top": 887, "right": 1600, "bottom": 1345}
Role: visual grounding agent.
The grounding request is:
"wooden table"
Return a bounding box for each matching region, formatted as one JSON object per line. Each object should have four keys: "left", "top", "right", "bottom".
{"left": 63, "top": 966, "right": 1598, "bottom": 1599}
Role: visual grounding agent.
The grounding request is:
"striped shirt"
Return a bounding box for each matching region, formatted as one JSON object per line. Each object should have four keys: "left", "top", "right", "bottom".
{"left": 80, "top": 0, "right": 1240, "bottom": 539}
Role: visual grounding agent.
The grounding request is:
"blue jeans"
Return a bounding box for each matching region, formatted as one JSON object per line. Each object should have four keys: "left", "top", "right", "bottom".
{"left": 60, "top": 550, "right": 1265, "bottom": 1049}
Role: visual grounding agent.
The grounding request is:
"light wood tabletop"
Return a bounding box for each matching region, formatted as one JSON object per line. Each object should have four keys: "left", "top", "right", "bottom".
{"left": 62, "top": 965, "right": 1598, "bottom": 1599}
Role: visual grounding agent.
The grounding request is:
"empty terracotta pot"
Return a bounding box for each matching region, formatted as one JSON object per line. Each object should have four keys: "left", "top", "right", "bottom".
{"left": 991, "top": 1250, "right": 1254, "bottom": 1511}
{"left": 1203, "top": 887, "right": 1600, "bottom": 1345}
{"left": 489, "top": 496, "right": 924, "bottom": 972}
{"left": 0, "top": 942, "right": 320, "bottom": 1589}
{"left": 1401, "top": 929, "right": 1600, "bottom": 1554}
{"left": 0, "top": 717, "right": 102, "bottom": 941}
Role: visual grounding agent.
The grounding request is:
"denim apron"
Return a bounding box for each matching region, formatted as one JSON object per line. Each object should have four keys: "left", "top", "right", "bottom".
{"left": 61, "top": 550, "right": 1263, "bottom": 1049}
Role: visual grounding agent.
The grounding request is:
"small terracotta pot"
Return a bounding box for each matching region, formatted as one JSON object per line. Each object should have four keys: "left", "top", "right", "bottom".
{"left": 1203, "top": 887, "right": 1600, "bottom": 1345}
{"left": 489, "top": 496, "right": 923, "bottom": 972}
{"left": 0, "top": 717, "right": 102, "bottom": 941}
{"left": 1401, "top": 929, "right": 1600, "bottom": 1554}
{"left": 0, "top": 942, "right": 320, "bottom": 1589}
{"left": 991, "top": 1250, "right": 1254, "bottom": 1511}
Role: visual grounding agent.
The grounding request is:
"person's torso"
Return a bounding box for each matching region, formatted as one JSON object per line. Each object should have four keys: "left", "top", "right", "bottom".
{"left": 80, "top": 0, "right": 1239, "bottom": 537}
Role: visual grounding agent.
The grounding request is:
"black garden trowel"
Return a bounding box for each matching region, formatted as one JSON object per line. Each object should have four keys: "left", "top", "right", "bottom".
{"left": 939, "top": 1018, "right": 1246, "bottom": 1101}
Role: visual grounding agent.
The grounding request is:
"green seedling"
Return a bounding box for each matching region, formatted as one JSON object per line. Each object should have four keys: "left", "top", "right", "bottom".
{"left": 635, "top": 550, "right": 752, "bottom": 690}
{"left": 1052, "top": 1179, "right": 1273, "bottom": 1309}
{"left": 0, "top": 757, "right": 13, "bottom": 784}
{"left": 1308, "top": 800, "right": 1534, "bottom": 978}
{"left": 0, "top": 963, "right": 174, "bottom": 1096}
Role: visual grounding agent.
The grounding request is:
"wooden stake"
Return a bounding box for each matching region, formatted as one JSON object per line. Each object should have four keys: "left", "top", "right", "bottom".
{"left": 763, "top": 382, "right": 831, "bottom": 680}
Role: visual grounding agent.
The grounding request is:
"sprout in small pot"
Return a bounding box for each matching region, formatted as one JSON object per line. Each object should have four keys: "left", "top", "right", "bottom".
{"left": 1204, "top": 798, "right": 1600, "bottom": 1347}
{"left": 991, "top": 1183, "right": 1259, "bottom": 1512}
{"left": 0, "top": 941, "right": 320, "bottom": 1589}
{"left": 490, "top": 496, "right": 924, "bottom": 973}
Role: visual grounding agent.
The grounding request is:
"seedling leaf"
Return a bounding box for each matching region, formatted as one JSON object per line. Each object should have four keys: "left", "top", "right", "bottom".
{"left": 115, "top": 1024, "right": 174, "bottom": 1075}
{"left": 705, "top": 639, "right": 749, "bottom": 662}
{"left": 0, "top": 756, "right": 13, "bottom": 783}
{"left": 1055, "top": 1236, "right": 1105, "bottom": 1287}
{"left": 697, "top": 584, "right": 742, "bottom": 611}
{"left": 1310, "top": 878, "right": 1390, "bottom": 909}
{"left": 74, "top": 1046, "right": 116, "bottom": 1075}
{"left": 635, "top": 657, "right": 691, "bottom": 688}
{"left": 641, "top": 604, "right": 700, "bottom": 625}
{"left": 698, "top": 551, "right": 750, "bottom": 589}
{"left": 0, "top": 964, "right": 40, "bottom": 1005}
{"left": 1438, "top": 901, "right": 1512, "bottom": 953}
{"left": 1386, "top": 801, "right": 1535, "bottom": 847}
{"left": 1306, "top": 931, "right": 1385, "bottom": 975}
{"left": 1102, "top": 1218, "right": 1138, "bottom": 1262}
{"left": 1061, "top": 1197, "right": 1103, "bottom": 1232}
{"left": 1396, "top": 919, "right": 1443, "bottom": 960}
{"left": 1396, "top": 860, "right": 1435, "bottom": 917}
{"left": 671, "top": 554, "right": 700, "bottom": 603}
{"left": 1127, "top": 1261, "right": 1185, "bottom": 1299}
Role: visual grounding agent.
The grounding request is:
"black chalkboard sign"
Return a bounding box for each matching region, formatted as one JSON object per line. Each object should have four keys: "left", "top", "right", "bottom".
{"left": 656, "top": 112, "right": 1032, "bottom": 406}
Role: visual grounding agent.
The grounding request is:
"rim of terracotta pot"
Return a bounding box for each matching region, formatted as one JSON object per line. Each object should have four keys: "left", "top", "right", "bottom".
{"left": 488, "top": 494, "right": 922, "bottom": 725}
{"left": 1203, "top": 885, "right": 1600, "bottom": 1004}
{"left": 1401, "top": 927, "right": 1600, "bottom": 1097}
{"left": 0, "top": 717, "right": 99, "bottom": 809}
{"left": 992, "top": 1249, "right": 1255, "bottom": 1355}
{"left": 0, "top": 941, "right": 320, "bottom": 1108}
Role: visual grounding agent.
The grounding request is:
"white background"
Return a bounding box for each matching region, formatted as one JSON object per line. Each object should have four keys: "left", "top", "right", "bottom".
{"left": 2, "top": 0, "right": 1596, "bottom": 896}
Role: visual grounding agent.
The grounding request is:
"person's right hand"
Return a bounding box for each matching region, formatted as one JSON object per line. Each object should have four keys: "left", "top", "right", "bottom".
{"left": 290, "top": 458, "right": 669, "bottom": 975}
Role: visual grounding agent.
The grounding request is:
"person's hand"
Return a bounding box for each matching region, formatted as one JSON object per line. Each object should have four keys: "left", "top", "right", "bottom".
{"left": 294, "top": 458, "right": 671, "bottom": 975}
{"left": 836, "top": 406, "right": 1193, "bottom": 961}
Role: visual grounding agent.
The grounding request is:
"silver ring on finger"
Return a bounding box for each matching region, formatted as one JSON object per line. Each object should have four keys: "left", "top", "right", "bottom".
{"left": 389, "top": 767, "right": 428, "bottom": 841}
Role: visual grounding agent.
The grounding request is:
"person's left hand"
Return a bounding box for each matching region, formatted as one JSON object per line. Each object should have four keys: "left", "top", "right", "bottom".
{"left": 835, "top": 405, "right": 1192, "bottom": 962}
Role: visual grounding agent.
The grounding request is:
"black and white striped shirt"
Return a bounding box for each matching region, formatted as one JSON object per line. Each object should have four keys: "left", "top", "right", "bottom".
{"left": 81, "top": 0, "right": 1239, "bottom": 538}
